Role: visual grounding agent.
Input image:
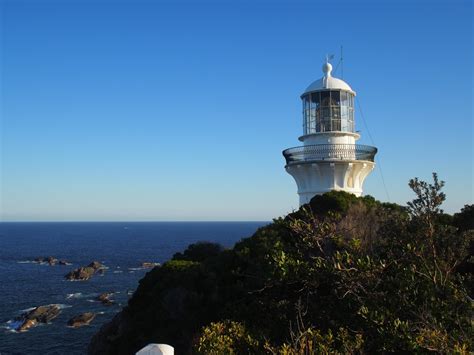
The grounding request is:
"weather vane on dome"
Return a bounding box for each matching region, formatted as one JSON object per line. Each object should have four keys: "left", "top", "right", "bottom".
{"left": 325, "top": 54, "right": 335, "bottom": 63}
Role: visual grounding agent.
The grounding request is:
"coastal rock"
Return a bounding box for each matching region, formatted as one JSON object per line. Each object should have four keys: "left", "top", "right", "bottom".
{"left": 97, "top": 292, "right": 114, "bottom": 305}
{"left": 33, "top": 256, "right": 69, "bottom": 265}
{"left": 33, "top": 256, "right": 66, "bottom": 266}
{"left": 25, "top": 304, "right": 61, "bottom": 323}
{"left": 68, "top": 312, "right": 96, "bottom": 328}
{"left": 88, "top": 261, "right": 105, "bottom": 270}
{"left": 65, "top": 266, "right": 96, "bottom": 281}
{"left": 141, "top": 262, "right": 161, "bottom": 269}
{"left": 65, "top": 261, "right": 106, "bottom": 280}
{"left": 16, "top": 304, "right": 61, "bottom": 332}
{"left": 18, "top": 319, "right": 38, "bottom": 332}
{"left": 88, "top": 311, "right": 133, "bottom": 355}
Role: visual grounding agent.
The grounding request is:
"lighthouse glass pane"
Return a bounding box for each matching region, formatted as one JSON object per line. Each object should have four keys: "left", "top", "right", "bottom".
{"left": 330, "top": 91, "right": 340, "bottom": 106}
{"left": 319, "top": 91, "right": 331, "bottom": 132}
{"left": 320, "top": 91, "right": 330, "bottom": 106}
{"left": 341, "top": 106, "right": 348, "bottom": 131}
{"left": 340, "top": 92, "right": 354, "bottom": 132}
{"left": 310, "top": 92, "right": 320, "bottom": 108}
{"left": 309, "top": 93, "right": 319, "bottom": 134}
{"left": 341, "top": 91, "right": 348, "bottom": 106}
{"left": 321, "top": 108, "right": 331, "bottom": 132}
{"left": 302, "top": 95, "right": 310, "bottom": 134}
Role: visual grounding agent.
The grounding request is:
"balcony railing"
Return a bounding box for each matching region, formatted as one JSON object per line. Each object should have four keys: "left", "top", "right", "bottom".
{"left": 283, "top": 144, "right": 377, "bottom": 165}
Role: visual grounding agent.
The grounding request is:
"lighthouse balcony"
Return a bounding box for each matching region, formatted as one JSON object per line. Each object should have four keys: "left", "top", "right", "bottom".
{"left": 283, "top": 144, "right": 377, "bottom": 165}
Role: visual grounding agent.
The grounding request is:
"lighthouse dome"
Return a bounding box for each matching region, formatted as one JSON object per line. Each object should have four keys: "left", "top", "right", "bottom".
{"left": 302, "top": 62, "right": 355, "bottom": 95}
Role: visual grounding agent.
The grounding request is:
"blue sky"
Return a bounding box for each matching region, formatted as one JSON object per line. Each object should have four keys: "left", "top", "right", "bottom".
{"left": 1, "top": 0, "right": 472, "bottom": 221}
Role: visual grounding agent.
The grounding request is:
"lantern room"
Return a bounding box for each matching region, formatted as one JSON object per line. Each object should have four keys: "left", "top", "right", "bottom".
{"left": 300, "top": 62, "right": 356, "bottom": 135}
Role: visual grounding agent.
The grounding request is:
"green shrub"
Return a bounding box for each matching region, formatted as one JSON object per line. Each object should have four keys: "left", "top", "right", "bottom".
{"left": 194, "top": 321, "right": 260, "bottom": 354}
{"left": 89, "top": 175, "right": 473, "bottom": 355}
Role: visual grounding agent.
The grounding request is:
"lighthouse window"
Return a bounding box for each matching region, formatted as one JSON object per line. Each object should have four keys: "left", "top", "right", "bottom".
{"left": 320, "top": 91, "right": 330, "bottom": 106}
{"left": 303, "top": 95, "right": 310, "bottom": 110}
{"left": 341, "top": 91, "right": 348, "bottom": 106}
{"left": 302, "top": 91, "right": 355, "bottom": 134}
{"left": 311, "top": 92, "right": 320, "bottom": 109}
{"left": 330, "top": 91, "right": 340, "bottom": 106}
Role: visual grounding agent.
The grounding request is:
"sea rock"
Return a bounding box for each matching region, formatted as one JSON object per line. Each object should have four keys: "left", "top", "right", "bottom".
{"left": 65, "top": 266, "right": 96, "bottom": 281}
{"left": 97, "top": 292, "right": 114, "bottom": 306}
{"left": 18, "top": 319, "right": 38, "bottom": 332}
{"left": 45, "top": 256, "right": 58, "bottom": 265}
{"left": 34, "top": 256, "right": 55, "bottom": 265}
{"left": 25, "top": 304, "right": 61, "bottom": 323}
{"left": 33, "top": 256, "right": 69, "bottom": 265}
{"left": 141, "top": 262, "right": 161, "bottom": 269}
{"left": 68, "top": 312, "right": 96, "bottom": 328}
{"left": 16, "top": 305, "right": 61, "bottom": 332}
{"left": 88, "top": 261, "right": 105, "bottom": 270}
{"left": 65, "top": 261, "right": 106, "bottom": 280}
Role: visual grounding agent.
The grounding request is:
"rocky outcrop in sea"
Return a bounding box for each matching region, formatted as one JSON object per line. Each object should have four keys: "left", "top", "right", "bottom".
{"left": 65, "top": 261, "right": 106, "bottom": 281}
{"left": 68, "top": 312, "right": 96, "bottom": 328}
{"left": 16, "top": 305, "right": 61, "bottom": 332}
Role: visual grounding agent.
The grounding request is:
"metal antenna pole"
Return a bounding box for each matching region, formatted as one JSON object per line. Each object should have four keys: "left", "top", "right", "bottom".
{"left": 340, "top": 45, "right": 344, "bottom": 79}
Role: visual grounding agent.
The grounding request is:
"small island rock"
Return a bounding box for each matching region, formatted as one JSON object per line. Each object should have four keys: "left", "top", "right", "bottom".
{"left": 33, "top": 256, "right": 69, "bottom": 265}
{"left": 65, "top": 266, "right": 96, "bottom": 281}
{"left": 68, "top": 312, "right": 96, "bottom": 328}
{"left": 97, "top": 293, "right": 114, "bottom": 305}
{"left": 65, "top": 261, "right": 106, "bottom": 281}
{"left": 16, "top": 305, "right": 61, "bottom": 332}
{"left": 141, "top": 262, "right": 161, "bottom": 269}
{"left": 88, "top": 261, "right": 105, "bottom": 270}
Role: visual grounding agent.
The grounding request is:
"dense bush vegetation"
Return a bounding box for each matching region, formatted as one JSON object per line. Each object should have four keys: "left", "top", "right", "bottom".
{"left": 89, "top": 174, "right": 473, "bottom": 354}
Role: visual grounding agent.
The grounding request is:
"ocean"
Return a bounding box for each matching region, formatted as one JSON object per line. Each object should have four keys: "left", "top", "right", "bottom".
{"left": 0, "top": 222, "right": 267, "bottom": 355}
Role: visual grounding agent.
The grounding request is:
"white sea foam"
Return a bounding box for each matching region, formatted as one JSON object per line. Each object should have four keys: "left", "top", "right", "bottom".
{"left": 19, "top": 307, "right": 36, "bottom": 313}
{"left": 113, "top": 270, "right": 123, "bottom": 274}
{"left": 52, "top": 303, "right": 72, "bottom": 309}
{"left": 3, "top": 320, "right": 23, "bottom": 332}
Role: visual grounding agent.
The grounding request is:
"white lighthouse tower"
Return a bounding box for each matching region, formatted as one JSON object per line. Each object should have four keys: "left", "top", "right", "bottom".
{"left": 283, "top": 59, "right": 377, "bottom": 206}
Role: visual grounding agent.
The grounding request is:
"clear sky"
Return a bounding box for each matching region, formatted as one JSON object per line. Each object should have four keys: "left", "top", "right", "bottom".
{"left": 1, "top": 0, "right": 472, "bottom": 221}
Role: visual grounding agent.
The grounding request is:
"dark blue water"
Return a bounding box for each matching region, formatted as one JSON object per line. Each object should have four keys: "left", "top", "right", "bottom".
{"left": 0, "top": 222, "right": 266, "bottom": 355}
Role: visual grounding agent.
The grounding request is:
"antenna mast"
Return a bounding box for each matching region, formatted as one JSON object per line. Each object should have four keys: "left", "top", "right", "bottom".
{"left": 340, "top": 45, "right": 344, "bottom": 79}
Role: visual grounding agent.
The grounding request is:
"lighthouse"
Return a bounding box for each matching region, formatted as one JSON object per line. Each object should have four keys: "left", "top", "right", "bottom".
{"left": 283, "top": 59, "right": 377, "bottom": 206}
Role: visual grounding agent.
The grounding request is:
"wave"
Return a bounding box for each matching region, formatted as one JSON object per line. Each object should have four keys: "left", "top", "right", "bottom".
{"left": 17, "top": 260, "right": 72, "bottom": 265}
{"left": 3, "top": 320, "right": 23, "bottom": 332}
{"left": 66, "top": 292, "right": 99, "bottom": 300}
